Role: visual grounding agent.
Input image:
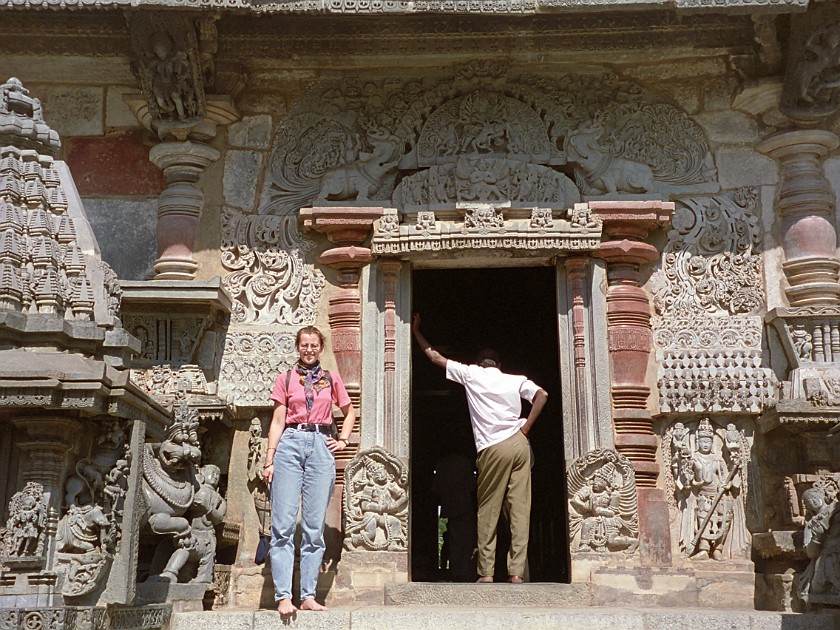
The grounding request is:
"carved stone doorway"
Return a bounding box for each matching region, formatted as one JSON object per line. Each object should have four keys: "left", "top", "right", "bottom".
{"left": 410, "top": 266, "right": 568, "bottom": 583}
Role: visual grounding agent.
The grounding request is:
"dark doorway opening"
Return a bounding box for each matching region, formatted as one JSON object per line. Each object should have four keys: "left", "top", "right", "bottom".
{"left": 411, "top": 266, "right": 569, "bottom": 583}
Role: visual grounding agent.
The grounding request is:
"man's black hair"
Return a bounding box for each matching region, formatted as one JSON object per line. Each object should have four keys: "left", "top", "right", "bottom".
{"left": 475, "top": 348, "right": 501, "bottom": 368}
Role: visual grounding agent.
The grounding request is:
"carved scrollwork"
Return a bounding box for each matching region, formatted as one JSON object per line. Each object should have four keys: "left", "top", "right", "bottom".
{"left": 652, "top": 189, "right": 764, "bottom": 318}
{"left": 567, "top": 448, "right": 639, "bottom": 554}
{"left": 220, "top": 207, "right": 324, "bottom": 325}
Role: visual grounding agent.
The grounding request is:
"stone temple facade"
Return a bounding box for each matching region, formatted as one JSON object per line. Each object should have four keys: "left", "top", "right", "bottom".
{"left": 2, "top": 0, "right": 840, "bottom": 627}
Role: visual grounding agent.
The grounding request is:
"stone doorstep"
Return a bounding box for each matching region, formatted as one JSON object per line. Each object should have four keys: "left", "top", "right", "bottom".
{"left": 169, "top": 607, "right": 840, "bottom": 630}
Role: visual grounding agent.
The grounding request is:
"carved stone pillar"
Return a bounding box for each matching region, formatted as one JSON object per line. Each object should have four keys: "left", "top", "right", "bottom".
{"left": 127, "top": 13, "right": 240, "bottom": 281}
{"left": 592, "top": 200, "right": 674, "bottom": 567}
{"left": 381, "top": 259, "right": 401, "bottom": 454}
{"left": 149, "top": 142, "right": 219, "bottom": 280}
{"left": 300, "top": 206, "right": 383, "bottom": 422}
{"left": 758, "top": 130, "right": 840, "bottom": 305}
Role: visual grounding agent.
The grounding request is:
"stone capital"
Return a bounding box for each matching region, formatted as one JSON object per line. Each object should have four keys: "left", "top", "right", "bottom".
{"left": 301, "top": 206, "right": 386, "bottom": 247}
{"left": 588, "top": 200, "right": 674, "bottom": 241}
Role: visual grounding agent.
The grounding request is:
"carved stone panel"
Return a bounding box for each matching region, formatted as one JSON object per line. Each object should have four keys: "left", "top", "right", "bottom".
{"left": 0, "top": 482, "right": 47, "bottom": 567}
{"left": 663, "top": 417, "right": 751, "bottom": 561}
{"left": 343, "top": 447, "right": 408, "bottom": 552}
{"left": 220, "top": 208, "right": 325, "bottom": 326}
{"left": 796, "top": 479, "right": 840, "bottom": 607}
{"left": 217, "top": 329, "right": 296, "bottom": 407}
{"left": 567, "top": 448, "right": 639, "bottom": 554}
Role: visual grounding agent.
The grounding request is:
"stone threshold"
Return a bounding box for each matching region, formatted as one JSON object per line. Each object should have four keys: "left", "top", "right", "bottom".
{"left": 170, "top": 607, "right": 840, "bottom": 630}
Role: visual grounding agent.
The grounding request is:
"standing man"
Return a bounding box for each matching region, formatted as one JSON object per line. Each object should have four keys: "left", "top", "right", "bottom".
{"left": 412, "top": 314, "right": 548, "bottom": 583}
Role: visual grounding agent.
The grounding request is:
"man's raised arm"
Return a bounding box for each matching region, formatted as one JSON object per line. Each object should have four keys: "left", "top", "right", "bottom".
{"left": 411, "top": 314, "right": 449, "bottom": 369}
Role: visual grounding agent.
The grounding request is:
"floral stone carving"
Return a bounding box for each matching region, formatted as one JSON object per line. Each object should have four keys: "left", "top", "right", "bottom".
{"left": 220, "top": 208, "right": 324, "bottom": 326}
{"left": 343, "top": 447, "right": 408, "bottom": 552}
{"left": 797, "top": 481, "right": 840, "bottom": 606}
{"left": 218, "top": 329, "right": 297, "bottom": 407}
{"left": 567, "top": 448, "right": 639, "bottom": 554}
{"left": 652, "top": 189, "right": 764, "bottom": 318}
{"left": 0, "top": 482, "right": 47, "bottom": 564}
{"left": 664, "top": 418, "right": 750, "bottom": 561}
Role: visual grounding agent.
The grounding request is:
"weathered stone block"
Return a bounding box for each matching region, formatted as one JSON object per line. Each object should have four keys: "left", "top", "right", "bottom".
{"left": 65, "top": 132, "right": 165, "bottom": 197}
{"left": 750, "top": 612, "right": 840, "bottom": 630}
{"left": 223, "top": 150, "right": 263, "bottom": 210}
{"left": 695, "top": 111, "right": 760, "bottom": 144}
{"left": 33, "top": 84, "right": 103, "bottom": 137}
{"left": 644, "top": 610, "right": 755, "bottom": 630}
{"left": 83, "top": 197, "right": 157, "bottom": 280}
{"left": 716, "top": 148, "right": 778, "bottom": 189}
{"left": 171, "top": 610, "right": 254, "bottom": 630}
{"left": 622, "top": 58, "right": 728, "bottom": 82}
{"left": 228, "top": 115, "right": 273, "bottom": 149}
{"left": 695, "top": 566, "right": 756, "bottom": 609}
{"left": 106, "top": 86, "right": 142, "bottom": 129}
{"left": 253, "top": 609, "right": 352, "bottom": 630}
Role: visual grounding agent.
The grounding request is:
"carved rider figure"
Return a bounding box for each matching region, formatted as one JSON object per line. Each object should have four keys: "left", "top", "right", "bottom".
{"left": 570, "top": 462, "right": 638, "bottom": 553}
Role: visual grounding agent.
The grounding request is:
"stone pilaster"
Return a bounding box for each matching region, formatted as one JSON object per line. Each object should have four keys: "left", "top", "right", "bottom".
{"left": 381, "top": 259, "right": 401, "bottom": 455}
{"left": 758, "top": 130, "right": 840, "bottom": 306}
{"left": 592, "top": 200, "right": 674, "bottom": 567}
{"left": 301, "top": 207, "right": 383, "bottom": 413}
{"left": 149, "top": 142, "right": 219, "bottom": 280}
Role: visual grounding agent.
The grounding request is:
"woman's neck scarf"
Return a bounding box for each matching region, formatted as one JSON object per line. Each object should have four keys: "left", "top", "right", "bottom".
{"left": 295, "top": 360, "right": 331, "bottom": 414}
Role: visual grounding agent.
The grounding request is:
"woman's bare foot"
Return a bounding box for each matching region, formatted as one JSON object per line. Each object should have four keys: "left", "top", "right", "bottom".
{"left": 300, "top": 598, "right": 327, "bottom": 611}
{"left": 508, "top": 576, "right": 525, "bottom": 584}
{"left": 277, "top": 598, "right": 297, "bottom": 615}
{"left": 476, "top": 576, "right": 493, "bottom": 583}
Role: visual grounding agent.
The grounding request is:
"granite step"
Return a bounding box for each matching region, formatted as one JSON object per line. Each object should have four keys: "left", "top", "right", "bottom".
{"left": 170, "top": 607, "right": 840, "bottom": 630}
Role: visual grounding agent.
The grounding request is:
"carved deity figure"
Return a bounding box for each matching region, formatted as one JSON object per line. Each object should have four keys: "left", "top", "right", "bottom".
{"left": 144, "top": 31, "right": 196, "bottom": 120}
{"left": 671, "top": 418, "right": 747, "bottom": 561}
{"left": 344, "top": 449, "right": 408, "bottom": 552}
{"left": 794, "top": 26, "right": 840, "bottom": 108}
{"left": 797, "top": 486, "right": 840, "bottom": 604}
{"left": 1, "top": 482, "right": 47, "bottom": 558}
{"left": 186, "top": 464, "right": 227, "bottom": 584}
{"left": 570, "top": 462, "right": 638, "bottom": 553}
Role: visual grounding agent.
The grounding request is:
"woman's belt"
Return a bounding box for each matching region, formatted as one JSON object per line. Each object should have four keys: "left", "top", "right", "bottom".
{"left": 287, "top": 423, "right": 332, "bottom": 435}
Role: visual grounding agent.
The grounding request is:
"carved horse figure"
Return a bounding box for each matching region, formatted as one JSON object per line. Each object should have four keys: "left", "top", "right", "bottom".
{"left": 564, "top": 121, "right": 656, "bottom": 195}
{"left": 316, "top": 127, "right": 404, "bottom": 202}
{"left": 139, "top": 404, "right": 202, "bottom": 582}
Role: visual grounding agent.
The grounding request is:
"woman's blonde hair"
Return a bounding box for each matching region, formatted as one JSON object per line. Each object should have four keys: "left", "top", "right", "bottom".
{"left": 296, "top": 326, "right": 326, "bottom": 349}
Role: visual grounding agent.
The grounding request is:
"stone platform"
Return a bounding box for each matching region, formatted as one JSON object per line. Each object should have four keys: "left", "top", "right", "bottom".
{"left": 171, "top": 607, "right": 840, "bottom": 630}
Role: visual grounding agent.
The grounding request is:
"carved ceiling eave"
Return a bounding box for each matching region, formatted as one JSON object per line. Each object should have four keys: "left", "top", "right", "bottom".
{"left": 0, "top": 0, "right": 811, "bottom": 14}
{"left": 0, "top": 10, "right": 758, "bottom": 58}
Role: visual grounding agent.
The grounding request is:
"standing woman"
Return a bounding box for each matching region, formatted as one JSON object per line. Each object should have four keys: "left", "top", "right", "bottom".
{"left": 263, "top": 326, "right": 355, "bottom": 614}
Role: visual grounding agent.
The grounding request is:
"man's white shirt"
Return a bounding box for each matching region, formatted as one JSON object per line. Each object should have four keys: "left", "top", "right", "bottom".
{"left": 445, "top": 360, "right": 540, "bottom": 452}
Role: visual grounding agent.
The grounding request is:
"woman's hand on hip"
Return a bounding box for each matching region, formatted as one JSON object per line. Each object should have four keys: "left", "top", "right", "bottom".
{"left": 263, "top": 463, "right": 274, "bottom": 484}
{"left": 327, "top": 437, "right": 348, "bottom": 453}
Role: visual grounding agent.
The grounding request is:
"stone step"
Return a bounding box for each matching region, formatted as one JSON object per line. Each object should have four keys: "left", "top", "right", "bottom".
{"left": 385, "top": 582, "right": 594, "bottom": 607}
{"left": 170, "top": 607, "right": 840, "bottom": 630}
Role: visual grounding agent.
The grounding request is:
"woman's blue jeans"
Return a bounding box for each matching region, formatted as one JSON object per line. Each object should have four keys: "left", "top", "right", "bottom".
{"left": 269, "top": 428, "right": 336, "bottom": 602}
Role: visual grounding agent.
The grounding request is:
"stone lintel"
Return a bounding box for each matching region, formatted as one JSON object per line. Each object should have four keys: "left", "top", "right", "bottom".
{"left": 589, "top": 200, "right": 674, "bottom": 240}
{"left": 120, "top": 278, "right": 233, "bottom": 315}
{"left": 757, "top": 403, "right": 840, "bottom": 434}
{"left": 301, "top": 206, "right": 385, "bottom": 246}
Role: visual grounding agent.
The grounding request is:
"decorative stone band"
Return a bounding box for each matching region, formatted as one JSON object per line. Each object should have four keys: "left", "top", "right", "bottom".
{"left": 371, "top": 206, "right": 602, "bottom": 257}
{"left": 658, "top": 349, "right": 777, "bottom": 414}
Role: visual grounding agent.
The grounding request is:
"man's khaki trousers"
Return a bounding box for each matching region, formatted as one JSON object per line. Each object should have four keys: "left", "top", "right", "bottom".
{"left": 475, "top": 430, "right": 531, "bottom": 579}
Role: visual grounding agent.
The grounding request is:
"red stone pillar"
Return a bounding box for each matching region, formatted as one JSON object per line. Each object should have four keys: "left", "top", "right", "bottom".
{"left": 300, "top": 206, "right": 383, "bottom": 442}
{"left": 592, "top": 200, "right": 674, "bottom": 567}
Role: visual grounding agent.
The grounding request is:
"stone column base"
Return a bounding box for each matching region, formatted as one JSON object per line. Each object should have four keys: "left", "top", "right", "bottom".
{"left": 328, "top": 551, "right": 408, "bottom": 606}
